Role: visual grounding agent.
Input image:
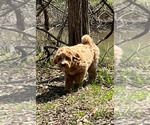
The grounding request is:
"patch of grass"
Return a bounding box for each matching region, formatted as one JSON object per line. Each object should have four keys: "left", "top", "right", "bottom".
{"left": 37, "top": 83, "right": 113, "bottom": 124}
{"left": 98, "top": 68, "right": 114, "bottom": 86}
{"left": 115, "top": 55, "right": 150, "bottom": 121}
{"left": 98, "top": 56, "right": 114, "bottom": 87}
{"left": 114, "top": 84, "right": 150, "bottom": 119}
{"left": 68, "top": 96, "right": 78, "bottom": 104}
{"left": 43, "top": 103, "right": 56, "bottom": 111}
{"left": 133, "top": 91, "right": 149, "bottom": 101}
{"left": 104, "top": 90, "right": 113, "bottom": 101}
{"left": 117, "top": 56, "right": 150, "bottom": 86}
{"left": 15, "top": 103, "right": 36, "bottom": 111}
{"left": 78, "top": 112, "right": 86, "bottom": 117}
{"left": 94, "top": 109, "right": 110, "bottom": 119}
{"left": 115, "top": 86, "right": 150, "bottom": 102}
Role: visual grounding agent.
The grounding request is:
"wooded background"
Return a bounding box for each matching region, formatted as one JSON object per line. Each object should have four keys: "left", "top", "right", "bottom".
{"left": 0, "top": 0, "right": 150, "bottom": 124}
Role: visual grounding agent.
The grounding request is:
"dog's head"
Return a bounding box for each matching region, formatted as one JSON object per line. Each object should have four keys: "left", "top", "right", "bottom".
{"left": 54, "top": 47, "right": 72, "bottom": 72}
{"left": 54, "top": 47, "right": 81, "bottom": 72}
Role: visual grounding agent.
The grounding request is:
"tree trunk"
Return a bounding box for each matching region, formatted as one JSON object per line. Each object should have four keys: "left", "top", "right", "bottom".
{"left": 39, "top": 0, "right": 49, "bottom": 31}
{"left": 6, "top": 0, "right": 25, "bottom": 31}
{"left": 68, "top": 0, "right": 82, "bottom": 46}
{"left": 68, "top": 0, "right": 89, "bottom": 46}
{"left": 82, "top": 0, "right": 89, "bottom": 35}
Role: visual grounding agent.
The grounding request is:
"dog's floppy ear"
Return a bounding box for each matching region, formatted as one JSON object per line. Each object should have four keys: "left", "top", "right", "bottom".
{"left": 53, "top": 48, "right": 63, "bottom": 65}
{"left": 53, "top": 56, "right": 57, "bottom": 65}
{"left": 73, "top": 53, "right": 80, "bottom": 61}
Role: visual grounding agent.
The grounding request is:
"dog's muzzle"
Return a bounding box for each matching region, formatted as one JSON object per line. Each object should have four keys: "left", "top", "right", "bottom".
{"left": 61, "top": 63, "right": 67, "bottom": 67}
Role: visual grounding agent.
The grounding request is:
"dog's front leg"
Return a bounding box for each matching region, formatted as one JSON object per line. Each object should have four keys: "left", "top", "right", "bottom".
{"left": 65, "top": 74, "right": 74, "bottom": 91}
{"left": 73, "top": 72, "right": 86, "bottom": 84}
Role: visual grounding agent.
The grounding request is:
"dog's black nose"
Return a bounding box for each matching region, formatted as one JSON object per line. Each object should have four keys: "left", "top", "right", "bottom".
{"left": 61, "top": 64, "right": 66, "bottom": 67}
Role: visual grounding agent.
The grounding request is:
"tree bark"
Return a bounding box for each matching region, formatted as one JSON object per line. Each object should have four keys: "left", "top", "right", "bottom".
{"left": 6, "top": 0, "right": 25, "bottom": 31}
{"left": 82, "top": 0, "right": 89, "bottom": 35}
{"left": 68, "top": 0, "right": 82, "bottom": 46}
{"left": 68, "top": 0, "right": 89, "bottom": 46}
{"left": 39, "top": 0, "right": 49, "bottom": 31}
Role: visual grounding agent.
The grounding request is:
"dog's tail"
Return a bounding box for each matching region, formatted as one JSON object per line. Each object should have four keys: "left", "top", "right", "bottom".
{"left": 81, "top": 35, "right": 95, "bottom": 47}
{"left": 82, "top": 35, "right": 100, "bottom": 63}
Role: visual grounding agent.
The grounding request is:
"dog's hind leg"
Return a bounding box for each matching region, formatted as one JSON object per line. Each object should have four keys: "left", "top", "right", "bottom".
{"left": 87, "top": 62, "right": 97, "bottom": 83}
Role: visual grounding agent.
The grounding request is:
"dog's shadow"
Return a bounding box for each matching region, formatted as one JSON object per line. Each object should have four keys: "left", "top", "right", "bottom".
{"left": 36, "top": 85, "right": 67, "bottom": 103}
{"left": 36, "top": 77, "right": 88, "bottom": 103}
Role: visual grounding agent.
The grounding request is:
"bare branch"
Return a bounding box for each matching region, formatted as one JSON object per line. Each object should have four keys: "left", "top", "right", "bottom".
{"left": 96, "top": 27, "right": 113, "bottom": 45}
{"left": 36, "top": 27, "right": 68, "bottom": 45}
{"left": 0, "top": 0, "right": 30, "bottom": 17}
{"left": 96, "top": 0, "right": 114, "bottom": 45}
{"left": 98, "top": 45, "right": 114, "bottom": 65}
{"left": 49, "top": 3, "right": 65, "bottom": 14}
{"left": 0, "top": 26, "right": 36, "bottom": 39}
{"left": 127, "top": 0, "right": 150, "bottom": 14}
{"left": 116, "top": 15, "right": 150, "bottom": 45}
{"left": 116, "top": 0, "right": 150, "bottom": 45}
{"left": 36, "top": 0, "right": 52, "bottom": 17}
{"left": 91, "top": 1, "right": 105, "bottom": 15}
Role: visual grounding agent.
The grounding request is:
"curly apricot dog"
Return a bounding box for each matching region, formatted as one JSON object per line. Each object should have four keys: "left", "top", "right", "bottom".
{"left": 54, "top": 35, "right": 100, "bottom": 91}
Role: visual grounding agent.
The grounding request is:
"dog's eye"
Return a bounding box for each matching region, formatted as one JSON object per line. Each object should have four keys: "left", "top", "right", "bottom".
{"left": 58, "top": 57, "right": 61, "bottom": 61}
{"left": 66, "top": 56, "right": 71, "bottom": 61}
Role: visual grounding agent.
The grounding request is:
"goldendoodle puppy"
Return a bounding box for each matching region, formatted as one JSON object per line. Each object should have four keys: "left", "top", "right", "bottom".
{"left": 54, "top": 35, "right": 100, "bottom": 91}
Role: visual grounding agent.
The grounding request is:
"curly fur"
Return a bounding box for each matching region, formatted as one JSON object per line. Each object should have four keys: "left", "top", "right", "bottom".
{"left": 54, "top": 35, "right": 100, "bottom": 91}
